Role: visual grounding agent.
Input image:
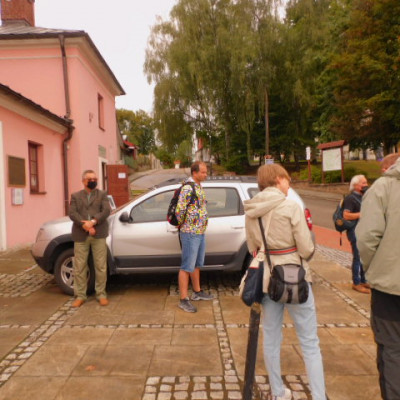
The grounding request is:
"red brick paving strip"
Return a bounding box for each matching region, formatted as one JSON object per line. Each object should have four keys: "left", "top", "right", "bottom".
{"left": 313, "top": 225, "right": 351, "bottom": 253}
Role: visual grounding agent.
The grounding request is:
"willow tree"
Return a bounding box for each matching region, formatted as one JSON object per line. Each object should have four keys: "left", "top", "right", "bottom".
{"left": 144, "top": 0, "right": 281, "bottom": 167}
{"left": 145, "top": 0, "right": 233, "bottom": 160}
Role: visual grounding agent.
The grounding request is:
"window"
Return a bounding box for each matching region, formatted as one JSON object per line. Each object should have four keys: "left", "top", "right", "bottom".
{"left": 28, "top": 142, "right": 44, "bottom": 193}
{"left": 204, "top": 188, "right": 242, "bottom": 217}
{"left": 98, "top": 93, "right": 104, "bottom": 129}
{"left": 248, "top": 187, "right": 260, "bottom": 199}
{"left": 130, "top": 190, "right": 174, "bottom": 223}
{"left": 28, "top": 143, "right": 39, "bottom": 192}
{"left": 129, "top": 187, "right": 242, "bottom": 224}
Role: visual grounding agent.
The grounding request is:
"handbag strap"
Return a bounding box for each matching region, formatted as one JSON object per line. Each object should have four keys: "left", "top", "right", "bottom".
{"left": 258, "top": 214, "right": 273, "bottom": 273}
{"left": 258, "top": 213, "right": 303, "bottom": 273}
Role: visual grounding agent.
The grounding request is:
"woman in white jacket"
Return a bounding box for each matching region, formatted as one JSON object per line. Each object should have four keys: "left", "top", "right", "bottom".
{"left": 244, "top": 164, "right": 326, "bottom": 400}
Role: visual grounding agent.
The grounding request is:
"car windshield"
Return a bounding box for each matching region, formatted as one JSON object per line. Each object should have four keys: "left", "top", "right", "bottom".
{"left": 110, "top": 196, "right": 141, "bottom": 215}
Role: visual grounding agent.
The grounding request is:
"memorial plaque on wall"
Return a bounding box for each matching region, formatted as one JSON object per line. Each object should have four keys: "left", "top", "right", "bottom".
{"left": 8, "top": 156, "right": 26, "bottom": 187}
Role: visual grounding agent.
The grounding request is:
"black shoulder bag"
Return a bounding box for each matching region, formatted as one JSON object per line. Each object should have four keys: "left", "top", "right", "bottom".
{"left": 259, "top": 218, "right": 309, "bottom": 304}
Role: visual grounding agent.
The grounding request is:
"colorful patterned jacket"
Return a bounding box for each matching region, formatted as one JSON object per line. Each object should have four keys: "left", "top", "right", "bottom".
{"left": 176, "top": 178, "right": 208, "bottom": 234}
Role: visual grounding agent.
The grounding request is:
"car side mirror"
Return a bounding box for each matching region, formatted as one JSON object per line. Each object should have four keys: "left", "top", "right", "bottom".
{"left": 119, "top": 212, "right": 131, "bottom": 223}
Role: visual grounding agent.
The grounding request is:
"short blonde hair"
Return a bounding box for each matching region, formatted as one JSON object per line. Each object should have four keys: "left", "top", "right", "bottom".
{"left": 257, "top": 164, "right": 290, "bottom": 191}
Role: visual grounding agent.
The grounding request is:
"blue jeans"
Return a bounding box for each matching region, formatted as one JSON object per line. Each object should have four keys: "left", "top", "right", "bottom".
{"left": 179, "top": 232, "right": 205, "bottom": 273}
{"left": 346, "top": 228, "right": 366, "bottom": 285}
{"left": 262, "top": 285, "right": 326, "bottom": 399}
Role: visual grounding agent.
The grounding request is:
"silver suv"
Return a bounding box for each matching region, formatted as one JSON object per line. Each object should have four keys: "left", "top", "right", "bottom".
{"left": 32, "top": 176, "right": 311, "bottom": 295}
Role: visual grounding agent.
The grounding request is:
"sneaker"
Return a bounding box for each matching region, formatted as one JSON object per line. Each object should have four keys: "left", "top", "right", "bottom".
{"left": 272, "top": 388, "right": 292, "bottom": 400}
{"left": 179, "top": 297, "right": 197, "bottom": 313}
{"left": 191, "top": 290, "right": 214, "bottom": 301}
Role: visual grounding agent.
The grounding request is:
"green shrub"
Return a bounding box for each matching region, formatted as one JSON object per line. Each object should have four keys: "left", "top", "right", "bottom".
{"left": 299, "top": 164, "right": 367, "bottom": 183}
{"left": 223, "top": 154, "right": 248, "bottom": 175}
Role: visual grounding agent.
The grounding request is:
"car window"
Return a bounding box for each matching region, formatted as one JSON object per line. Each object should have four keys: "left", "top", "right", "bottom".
{"left": 248, "top": 187, "right": 259, "bottom": 198}
{"left": 204, "top": 187, "right": 242, "bottom": 217}
{"left": 130, "top": 190, "right": 174, "bottom": 223}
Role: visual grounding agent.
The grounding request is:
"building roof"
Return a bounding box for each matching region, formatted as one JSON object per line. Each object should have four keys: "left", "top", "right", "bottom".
{"left": 0, "top": 24, "right": 125, "bottom": 95}
{"left": 0, "top": 82, "right": 72, "bottom": 128}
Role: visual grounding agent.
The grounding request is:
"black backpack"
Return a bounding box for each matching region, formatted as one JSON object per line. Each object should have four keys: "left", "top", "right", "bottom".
{"left": 167, "top": 182, "right": 197, "bottom": 227}
{"left": 332, "top": 195, "right": 357, "bottom": 233}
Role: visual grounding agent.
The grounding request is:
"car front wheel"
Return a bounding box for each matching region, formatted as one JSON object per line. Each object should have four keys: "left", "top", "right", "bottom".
{"left": 54, "top": 248, "right": 95, "bottom": 296}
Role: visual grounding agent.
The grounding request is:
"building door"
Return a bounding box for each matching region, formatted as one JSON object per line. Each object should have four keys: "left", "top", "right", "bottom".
{"left": 106, "top": 165, "right": 129, "bottom": 207}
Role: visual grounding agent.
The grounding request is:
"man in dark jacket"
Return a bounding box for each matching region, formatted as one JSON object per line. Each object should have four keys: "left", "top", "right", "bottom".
{"left": 69, "top": 170, "right": 110, "bottom": 307}
{"left": 343, "top": 174, "right": 369, "bottom": 294}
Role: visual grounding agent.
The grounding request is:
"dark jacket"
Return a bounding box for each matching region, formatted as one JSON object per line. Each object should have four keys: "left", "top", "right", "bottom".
{"left": 69, "top": 189, "right": 111, "bottom": 242}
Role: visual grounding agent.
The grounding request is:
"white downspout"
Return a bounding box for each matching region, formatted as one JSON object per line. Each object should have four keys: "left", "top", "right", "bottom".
{"left": 0, "top": 121, "right": 7, "bottom": 250}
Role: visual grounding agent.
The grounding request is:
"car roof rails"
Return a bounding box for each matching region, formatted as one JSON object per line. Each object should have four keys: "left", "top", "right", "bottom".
{"left": 154, "top": 175, "right": 256, "bottom": 189}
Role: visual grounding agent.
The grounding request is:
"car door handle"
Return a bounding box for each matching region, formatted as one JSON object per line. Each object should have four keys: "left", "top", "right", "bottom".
{"left": 231, "top": 225, "right": 244, "bottom": 229}
{"left": 167, "top": 227, "right": 179, "bottom": 233}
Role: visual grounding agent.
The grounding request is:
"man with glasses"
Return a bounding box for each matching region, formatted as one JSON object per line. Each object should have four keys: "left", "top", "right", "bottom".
{"left": 69, "top": 170, "right": 111, "bottom": 307}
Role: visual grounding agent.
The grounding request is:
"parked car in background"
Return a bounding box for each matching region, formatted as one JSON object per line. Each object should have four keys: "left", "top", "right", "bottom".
{"left": 31, "top": 176, "right": 312, "bottom": 295}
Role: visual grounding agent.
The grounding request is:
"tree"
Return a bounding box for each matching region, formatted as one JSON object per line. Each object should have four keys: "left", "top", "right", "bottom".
{"left": 145, "top": 0, "right": 281, "bottom": 168}
{"left": 270, "top": 0, "right": 332, "bottom": 165}
{"left": 117, "top": 109, "right": 155, "bottom": 155}
{"left": 329, "top": 0, "right": 400, "bottom": 152}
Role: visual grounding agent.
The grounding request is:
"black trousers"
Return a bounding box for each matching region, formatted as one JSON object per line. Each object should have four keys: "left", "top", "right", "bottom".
{"left": 371, "top": 289, "right": 400, "bottom": 400}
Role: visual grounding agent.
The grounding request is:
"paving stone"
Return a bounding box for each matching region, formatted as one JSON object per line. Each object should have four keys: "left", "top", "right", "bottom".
{"left": 227, "top": 391, "right": 242, "bottom": 399}
{"left": 173, "top": 392, "right": 188, "bottom": 400}
{"left": 191, "top": 391, "right": 207, "bottom": 400}
{"left": 142, "top": 395, "right": 156, "bottom": 400}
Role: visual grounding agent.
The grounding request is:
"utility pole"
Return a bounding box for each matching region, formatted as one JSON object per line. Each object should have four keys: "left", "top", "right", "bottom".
{"left": 265, "top": 88, "right": 269, "bottom": 157}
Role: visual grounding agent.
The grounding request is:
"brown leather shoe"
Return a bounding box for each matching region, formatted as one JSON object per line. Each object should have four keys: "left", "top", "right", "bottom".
{"left": 352, "top": 284, "right": 371, "bottom": 294}
{"left": 360, "top": 283, "right": 371, "bottom": 289}
{"left": 99, "top": 298, "right": 109, "bottom": 306}
{"left": 72, "top": 299, "right": 84, "bottom": 308}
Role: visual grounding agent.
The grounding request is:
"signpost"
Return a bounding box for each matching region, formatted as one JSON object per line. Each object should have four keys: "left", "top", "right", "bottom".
{"left": 317, "top": 140, "right": 346, "bottom": 184}
{"left": 306, "top": 146, "right": 311, "bottom": 182}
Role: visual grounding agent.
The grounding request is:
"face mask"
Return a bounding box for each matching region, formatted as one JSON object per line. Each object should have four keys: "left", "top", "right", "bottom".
{"left": 360, "top": 186, "right": 368, "bottom": 194}
{"left": 87, "top": 180, "right": 97, "bottom": 190}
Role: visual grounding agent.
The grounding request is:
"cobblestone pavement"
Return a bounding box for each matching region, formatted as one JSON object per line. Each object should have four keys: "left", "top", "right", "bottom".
{"left": 0, "top": 247, "right": 373, "bottom": 399}
{"left": 316, "top": 245, "right": 352, "bottom": 270}
{"left": 0, "top": 269, "right": 53, "bottom": 297}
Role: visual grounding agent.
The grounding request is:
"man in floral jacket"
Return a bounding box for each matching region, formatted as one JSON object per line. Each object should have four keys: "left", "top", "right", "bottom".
{"left": 176, "top": 161, "right": 213, "bottom": 312}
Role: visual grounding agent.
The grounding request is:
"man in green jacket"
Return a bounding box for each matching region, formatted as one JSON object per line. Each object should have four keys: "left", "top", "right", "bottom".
{"left": 356, "top": 157, "right": 400, "bottom": 400}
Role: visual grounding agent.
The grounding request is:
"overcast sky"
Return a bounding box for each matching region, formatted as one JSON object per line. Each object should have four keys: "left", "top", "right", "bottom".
{"left": 35, "top": 0, "right": 178, "bottom": 113}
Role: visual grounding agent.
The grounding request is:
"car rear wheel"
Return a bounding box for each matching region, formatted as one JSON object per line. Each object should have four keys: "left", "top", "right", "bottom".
{"left": 54, "top": 248, "right": 95, "bottom": 296}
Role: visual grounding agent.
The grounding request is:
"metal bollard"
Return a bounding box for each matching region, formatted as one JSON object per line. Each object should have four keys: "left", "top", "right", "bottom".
{"left": 243, "top": 302, "right": 262, "bottom": 400}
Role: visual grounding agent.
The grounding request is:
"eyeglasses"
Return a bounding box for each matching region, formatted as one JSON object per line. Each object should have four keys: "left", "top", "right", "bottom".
{"left": 86, "top": 178, "right": 98, "bottom": 182}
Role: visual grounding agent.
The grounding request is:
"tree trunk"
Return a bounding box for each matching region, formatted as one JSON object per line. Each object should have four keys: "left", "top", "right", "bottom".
{"left": 265, "top": 88, "right": 269, "bottom": 156}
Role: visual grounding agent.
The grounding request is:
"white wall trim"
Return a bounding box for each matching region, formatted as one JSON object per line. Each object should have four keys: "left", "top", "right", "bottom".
{"left": 0, "top": 121, "right": 7, "bottom": 250}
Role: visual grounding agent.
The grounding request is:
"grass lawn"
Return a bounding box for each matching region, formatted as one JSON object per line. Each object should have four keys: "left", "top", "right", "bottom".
{"left": 343, "top": 160, "right": 381, "bottom": 180}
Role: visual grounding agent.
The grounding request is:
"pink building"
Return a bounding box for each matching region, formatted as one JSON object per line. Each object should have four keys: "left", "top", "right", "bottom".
{"left": 0, "top": 0, "right": 126, "bottom": 250}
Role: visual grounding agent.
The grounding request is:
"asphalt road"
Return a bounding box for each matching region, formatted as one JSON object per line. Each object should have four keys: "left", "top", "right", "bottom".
{"left": 300, "top": 195, "right": 339, "bottom": 230}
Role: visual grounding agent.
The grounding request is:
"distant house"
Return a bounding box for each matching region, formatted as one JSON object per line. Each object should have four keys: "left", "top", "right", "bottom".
{"left": 0, "top": 0, "right": 126, "bottom": 250}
